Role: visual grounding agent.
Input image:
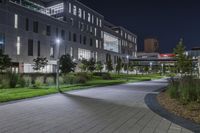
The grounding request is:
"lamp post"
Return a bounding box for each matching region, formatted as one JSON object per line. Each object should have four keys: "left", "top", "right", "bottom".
{"left": 161, "top": 63, "right": 164, "bottom": 76}
{"left": 126, "top": 55, "right": 129, "bottom": 81}
{"left": 150, "top": 62, "right": 153, "bottom": 73}
{"left": 56, "top": 38, "right": 61, "bottom": 92}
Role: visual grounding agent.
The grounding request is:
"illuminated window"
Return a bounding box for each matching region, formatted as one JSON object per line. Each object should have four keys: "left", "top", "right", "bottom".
{"left": 96, "top": 39, "right": 99, "bottom": 48}
{"left": 78, "top": 8, "right": 82, "bottom": 18}
{"left": 14, "top": 14, "right": 18, "bottom": 29}
{"left": 69, "top": 3, "right": 71, "bottom": 13}
{"left": 88, "top": 13, "right": 91, "bottom": 22}
{"left": 0, "top": 33, "right": 5, "bottom": 52}
{"left": 47, "top": 3, "right": 64, "bottom": 15}
{"left": 92, "top": 15, "right": 94, "bottom": 24}
{"left": 70, "top": 47, "right": 73, "bottom": 57}
{"left": 104, "top": 32, "right": 119, "bottom": 53}
{"left": 78, "top": 48, "right": 91, "bottom": 60}
{"left": 50, "top": 45, "right": 54, "bottom": 58}
{"left": 94, "top": 28, "right": 97, "bottom": 36}
{"left": 83, "top": 10, "right": 86, "bottom": 20}
{"left": 73, "top": 5, "right": 77, "bottom": 16}
{"left": 16, "top": 36, "right": 20, "bottom": 55}
{"left": 96, "top": 17, "right": 99, "bottom": 26}
{"left": 99, "top": 19, "right": 102, "bottom": 27}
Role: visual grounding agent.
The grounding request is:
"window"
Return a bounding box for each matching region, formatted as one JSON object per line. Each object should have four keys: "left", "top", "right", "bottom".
{"left": 96, "top": 39, "right": 98, "bottom": 48}
{"left": 69, "top": 31, "right": 71, "bottom": 41}
{"left": 28, "top": 39, "right": 33, "bottom": 56}
{"left": 70, "top": 47, "right": 73, "bottom": 57}
{"left": 16, "top": 36, "right": 20, "bottom": 55}
{"left": 47, "top": 3, "right": 64, "bottom": 15}
{"left": 73, "top": 33, "right": 76, "bottom": 42}
{"left": 46, "top": 25, "right": 51, "bottom": 36}
{"left": 78, "top": 8, "right": 82, "bottom": 18}
{"left": 33, "top": 21, "right": 38, "bottom": 33}
{"left": 25, "top": 18, "right": 29, "bottom": 31}
{"left": 94, "top": 28, "right": 97, "bottom": 36}
{"left": 56, "top": 28, "right": 59, "bottom": 37}
{"left": 78, "top": 48, "right": 91, "bottom": 60}
{"left": 37, "top": 41, "right": 40, "bottom": 56}
{"left": 69, "top": 3, "right": 71, "bottom": 13}
{"left": 0, "top": 33, "right": 5, "bottom": 52}
{"left": 14, "top": 14, "right": 18, "bottom": 29}
{"left": 90, "top": 38, "right": 93, "bottom": 46}
{"left": 61, "top": 30, "right": 65, "bottom": 40}
{"left": 83, "top": 10, "right": 86, "bottom": 20}
{"left": 83, "top": 36, "right": 87, "bottom": 45}
{"left": 92, "top": 15, "right": 94, "bottom": 24}
{"left": 88, "top": 13, "right": 91, "bottom": 22}
{"left": 73, "top": 5, "right": 77, "bottom": 16}
{"left": 80, "top": 35, "right": 82, "bottom": 44}
{"left": 99, "top": 19, "right": 102, "bottom": 27}
{"left": 104, "top": 32, "right": 119, "bottom": 53}
{"left": 50, "top": 45, "right": 54, "bottom": 58}
{"left": 70, "top": 18, "right": 74, "bottom": 26}
{"left": 96, "top": 17, "right": 99, "bottom": 26}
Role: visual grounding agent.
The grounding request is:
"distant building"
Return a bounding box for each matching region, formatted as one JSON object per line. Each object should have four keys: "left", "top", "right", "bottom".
{"left": 144, "top": 38, "right": 159, "bottom": 53}
{"left": 187, "top": 47, "right": 200, "bottom": 59}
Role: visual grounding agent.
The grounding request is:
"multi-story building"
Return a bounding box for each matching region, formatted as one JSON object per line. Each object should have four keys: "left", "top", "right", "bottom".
{"left": 144, "top": 38, "right": 159, "bottom": 53}
{"left": 0, "top": 0, "right": 137, "bottom": 73}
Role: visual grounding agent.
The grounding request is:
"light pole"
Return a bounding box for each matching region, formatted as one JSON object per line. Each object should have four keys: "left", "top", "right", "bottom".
{"left": 161, "top": 63, "right": 164, "bottom": 76}
{"left": 56, "top": 38, "right": 61, "bottom": 92}
{"left": 126, "top": 55, "right": 129, "bottom": 81}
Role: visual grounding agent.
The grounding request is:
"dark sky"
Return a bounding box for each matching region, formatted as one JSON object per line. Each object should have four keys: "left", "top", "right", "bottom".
{"left": 78, "top": 0, "right": 200, "bottom": 53}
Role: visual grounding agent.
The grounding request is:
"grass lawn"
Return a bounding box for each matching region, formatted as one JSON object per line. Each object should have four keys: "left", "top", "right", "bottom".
{"left": 0, "top": 74, "right": 163, "bottom": 103}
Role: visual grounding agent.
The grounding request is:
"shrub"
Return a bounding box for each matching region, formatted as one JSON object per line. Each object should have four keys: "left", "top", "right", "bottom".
{"left": 63, "top": 74, "right": 75, "bottom": 84}
{"left": 74, "top": 75, "right": 87, "bottom": 84}
{"left": 33, "top": 77, "right": 44, "bottom": 88}
{"left": 168, "top": 77, "right": 200, "bottom": 104}
{"left": 76, "top": 72, "right": 91, "bottom": 80}
{"left": 102, "top": 73, "right": 112, "bottom": 80}
{"left": 59, "top": 76, "right": 64, "bottom": 85}
{"left": 46, "top": 77, "right": 55, "bottom": 86}
{"left": 0, "top": 78, "right": 10, "bottom": 89}
{"left": 9, "top": 73, "right": 18, "bottom": 88}
{"left": 23, "top": 76, "right": 32, "bottom": 87}
{"left": 18, "top": 76, "right": 26, "bottom": 88}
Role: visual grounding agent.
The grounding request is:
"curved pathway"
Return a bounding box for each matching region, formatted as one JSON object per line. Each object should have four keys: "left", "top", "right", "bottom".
{"left": 0, "top": 79, "right": 193, "bottom": 133}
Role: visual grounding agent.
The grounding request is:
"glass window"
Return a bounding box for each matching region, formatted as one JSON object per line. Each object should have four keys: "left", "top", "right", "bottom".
{"left": 33, "top": 21, "right": 39, "bottom": 33}
{"left": 17, "top": 36, "right": 20, "bottom": 55}
{"left": 73, "top": 33, "right": 76, "bottom": 42}
{"left": 25, "top": 18, "right": 29, "bottom": 31}
{"left": 104, "top": 32, "right": 119, "bottom": 53}
{"left": 14, "top": 14, "right": 18, "bottom": 29}
{"left": 50, "top": 45, "right": 54, "bottom": 58}
{"left": 73, "top": 5, "right": 77, "bottom": 16}
{"left": 38, "top": 41, "right": 40, "bottom": 56}
{"left": 83, "top": 36, "right": 87, "bottom": 45}
{"left": 0, "top": 33, "right": 5, "bottom": 52}
{"left": 46, "top": 25, "right": 51, "bottom": 36}
{"left": 47, "top": 3, "right": 64, "bottom": 15}
{"left": 83, "top": 10, "right": 86, "bottom": 20}
{"left": 88, "top": 13, "right": 91, "bottom": 22}
{"left": 78, "top": 8, "right": 82, "bottom": 18}
{"left": 69, "top": 3, "right": 71, "bottom": 13}
{"left": 78, "top": 48, "right": 91, "bottom": 60}
{"left": 61, "top": 30, "right": 65, "bottom": 40}
{"left": 90, "top": 38, "right": 93, "bottom": 46}
{"left": 28, "top": 39, "right": 33, "bottom": 56}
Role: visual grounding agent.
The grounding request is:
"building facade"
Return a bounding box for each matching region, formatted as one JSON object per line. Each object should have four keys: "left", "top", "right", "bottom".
{"left": 0, "top": 0, "right": 137, "bottom": 73}
{"left": 144, "top": 38, "right": 159, "bottom": 53}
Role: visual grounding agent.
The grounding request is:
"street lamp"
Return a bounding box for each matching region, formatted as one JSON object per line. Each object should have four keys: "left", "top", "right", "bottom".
{"left": 56, "top": 38, "right": 61, "bottom": 92}
{"left": 126, "top": 55, "right": 129, "bottom": 81}
{"left": 161, "top": 63, "right": 164, "bottom": 76}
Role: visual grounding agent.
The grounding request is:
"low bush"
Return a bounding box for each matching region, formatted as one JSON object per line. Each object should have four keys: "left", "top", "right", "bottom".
{"left": 59, "top": 76, "right": 64, "bottom": 85}
{"left": 102, "top": 73, "right": 112, "bottom": 80}
{"left": 76, "top": 72, "right": 92, "bottom": 80}
{"left": 167, "top": 77, "right": 200, "bottom": 104}
{"left": 46, "top": 77, "right": 54, "bottom": 86}
{"left": 63, "top": 74, "right": 75, "bottom": 84}
{"left": 23, "top": 76, "right": 32, "bottom": 87}
{"left": 9, "top": 73, "right": 19, "bottom": 88}
{"left": 18, "top": 76, "right": 26, "bottom": 88}
{"left": 74, "top": 75, "right": 87, "bottom": 84}
{"left": 33, "top": 77, "right": 44, "bottom": 88}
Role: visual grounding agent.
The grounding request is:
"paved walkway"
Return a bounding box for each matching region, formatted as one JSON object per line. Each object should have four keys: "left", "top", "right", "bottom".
{"left": 0, "top": 79, "right": 193, "bottom": 133}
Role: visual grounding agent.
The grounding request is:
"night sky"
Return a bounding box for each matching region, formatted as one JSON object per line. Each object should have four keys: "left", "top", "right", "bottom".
{"left": 78, "top": 0, "right": 200, "bottom": 53}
